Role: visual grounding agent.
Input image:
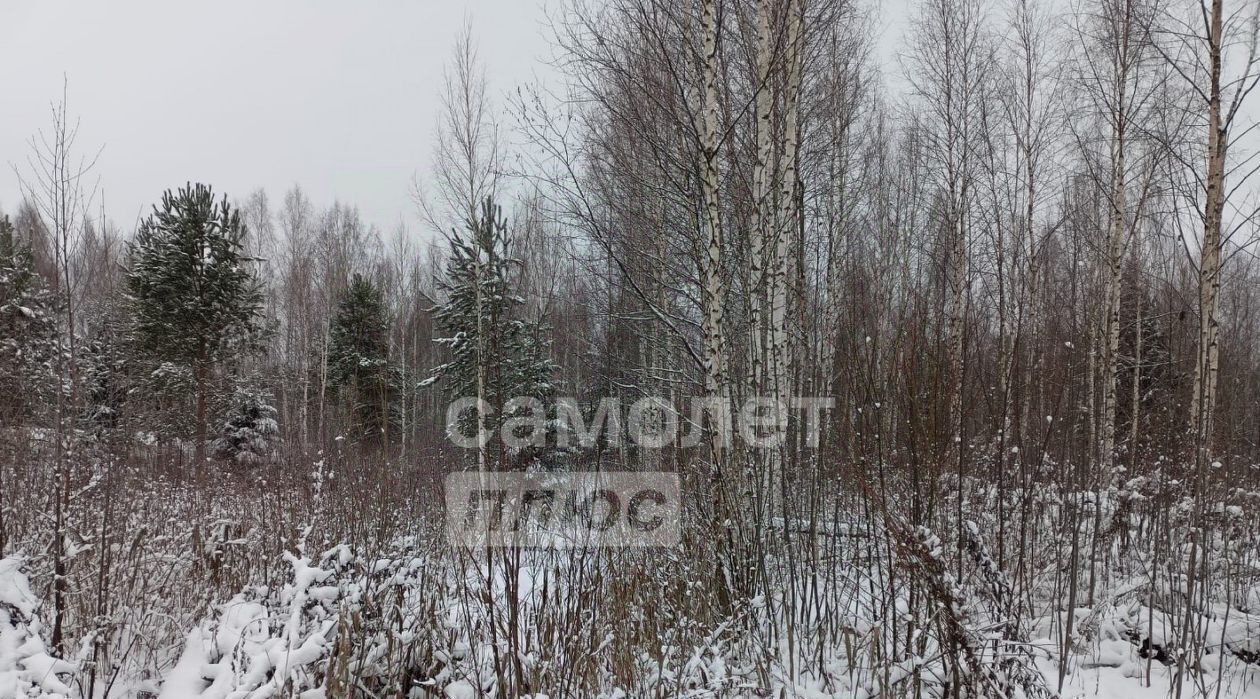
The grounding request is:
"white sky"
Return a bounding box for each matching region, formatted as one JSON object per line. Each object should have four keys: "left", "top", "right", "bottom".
{"left": 1, "top": 0, "right": 909, "bottom": 238}
{"left": 0, "top": 1, "right": 560, "bottom": 237}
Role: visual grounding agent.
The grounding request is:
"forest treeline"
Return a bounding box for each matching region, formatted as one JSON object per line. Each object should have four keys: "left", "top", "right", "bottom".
{"left": 4, "top": 0, "right": 1258, "bottom": 479}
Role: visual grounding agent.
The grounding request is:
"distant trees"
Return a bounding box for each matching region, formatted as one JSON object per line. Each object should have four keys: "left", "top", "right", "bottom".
{"left": 905, "top": 0, "right": 991, "bottom": 479}
{"left": 125, "top": 183, "right": 265, "bottom": 465}
{"left": 2, "top": 1, "right": 1249, "bottom": 509}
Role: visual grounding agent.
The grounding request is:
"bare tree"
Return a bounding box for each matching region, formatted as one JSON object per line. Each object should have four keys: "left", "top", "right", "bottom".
{"left": 414, "top": 19, "right": 503, "bottom": 234}
{"left": 13, "top": 79, "right": 99, "bottom": 654}
{"left": 904, "top": 0, "right": 991, "bottom": 513}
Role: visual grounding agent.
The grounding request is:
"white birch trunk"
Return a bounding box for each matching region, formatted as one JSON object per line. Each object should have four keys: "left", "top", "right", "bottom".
{"left": 699, "top": 0, "right": 726, "bottom": 416}
{"left": 771, "top": 0, "right": 804, "bottom": 439}
{"left": 748, "top": 0, "right": 773, "bottom": 404}
{"left": 1192, "top": 0, "right": 1226, "bottom": 474}
{"left": 1100, "top": 101, "right": 1127, "bottom": 480}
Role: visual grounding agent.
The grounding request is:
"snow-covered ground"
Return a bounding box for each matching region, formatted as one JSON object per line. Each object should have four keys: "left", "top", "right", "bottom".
{"left": 6, "top": 520, "right": 1260, "bottom": 698}
{"left": 1, "top": 469, "right": 1258, "bottom": 698}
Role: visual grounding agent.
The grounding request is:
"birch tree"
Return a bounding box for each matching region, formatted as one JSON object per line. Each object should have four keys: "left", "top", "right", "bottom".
{"left": 905, "top": 0, "right": 991, "bottom": 478}
{"left": 14, "top": 84, "right": 99, "bottom": 653}
{"left": 415, "top": 20, "right": 502, "bottom": 233}
{"left": 1156, "top": 0, "right": 1260, "bottom": 473}
{"left": 1071, "top": 0, "right": 1164, "bottom": 478}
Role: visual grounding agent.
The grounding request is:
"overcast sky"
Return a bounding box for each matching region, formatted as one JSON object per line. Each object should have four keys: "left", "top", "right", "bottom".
{"left": 0, "top": 1, "right": 566, "bottom": 237}
{"left": 1, "top": 1, "right": 907, "bottom": 239}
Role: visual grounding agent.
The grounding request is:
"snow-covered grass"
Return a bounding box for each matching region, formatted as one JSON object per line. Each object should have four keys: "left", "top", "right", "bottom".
{"left": 0, "top": 557, "right": 76, "bottom": 698}
{"left": 4, "top": 448, "right": 1260, "bottom": 698}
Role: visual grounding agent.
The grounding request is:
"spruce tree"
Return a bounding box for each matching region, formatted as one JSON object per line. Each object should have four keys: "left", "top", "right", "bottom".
{"left": 328, "top": 273, "right": 399, "bottom": 444}
{"left": 428, "top": 197, "right": 555, "bottom": 467}
{"left": 125, "top": 183, "right": 265, "bottom": 465}
{"left": 213, "top": 386, "right": 280, "bottom": 465}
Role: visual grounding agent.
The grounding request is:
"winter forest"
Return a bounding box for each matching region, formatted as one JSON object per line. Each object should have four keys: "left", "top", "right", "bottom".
{"left": 2, "top": 0, "right": 1260, "bottom": 696}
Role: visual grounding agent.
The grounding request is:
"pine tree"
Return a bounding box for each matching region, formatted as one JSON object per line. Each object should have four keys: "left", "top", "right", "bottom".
{"left": 125, "top": 183, "right": 265, "bottom": 466}
{"left": 0, "top": 216, "right": 60, "bottom": 426}
{"left": 328, "top": 273, "right": 399, "bottom": 444}
{"left": 428, "top": 197, "right": 555, "bottom": 467}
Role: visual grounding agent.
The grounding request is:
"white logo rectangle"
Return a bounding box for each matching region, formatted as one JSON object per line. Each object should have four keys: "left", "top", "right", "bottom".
{"left": 444, "top": 471, "right": 681, "bottom": 548}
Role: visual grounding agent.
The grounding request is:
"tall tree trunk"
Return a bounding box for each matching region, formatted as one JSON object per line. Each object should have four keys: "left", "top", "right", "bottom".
{"left": 1130, "top": 266, "right": 1143, "bottom": 473}
{"left": 748, "top": 0, "right": 773, "bottom": 405}
{"left": 1192, "top": 0, "right": 1226, "bottom": 477}
{"left": 476, "top": 253, "right": 488, "bottom": 472}
{"left": 697, "top": 0, "right": 735, "bottom": 603}
{"left": 945, "top": 196, "right": 967, "bottom": 472}
{"left": 195, "top": 339, "right": 209, "bottom": 470}
{"left": 1101, "top": 92, "right": 1127, "bottom": 481}
{"left": 771, "top": 0, "right": 804, "bottom": 436}
{"left": 699, "top": 0, "right": 727, "bottom": 446}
